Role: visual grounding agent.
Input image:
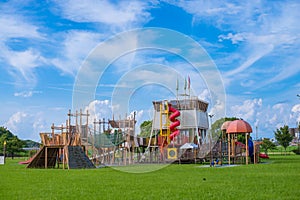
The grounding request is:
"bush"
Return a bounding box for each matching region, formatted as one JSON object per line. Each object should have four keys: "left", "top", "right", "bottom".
{"left": 292, "top": 148, "right": 300, "bottom": 155}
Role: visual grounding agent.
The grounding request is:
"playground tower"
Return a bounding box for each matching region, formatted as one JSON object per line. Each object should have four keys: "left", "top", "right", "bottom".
{"left": 152, "top": 97, "right": 209, "bottom": 145}
{"left": 151, "top": 97, "right": 209, "bottom": 161}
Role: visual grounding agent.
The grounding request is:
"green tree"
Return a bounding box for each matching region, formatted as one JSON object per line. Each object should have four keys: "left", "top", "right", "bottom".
{"left": 211, "top": 117, "right": 238, "bottom": 139}
{"left": 139, "top": 120, "right": 152, "bottom": 137}
{"left": 274, "top": 125, "right": 293, "bottom": 155}
{"left": 260, "top": 138, "right": 276, "bottom": 155}
{"left": 0, "top": 127, "right": 25, "bottom": 158}
{"left": 23, "top": 140, "right": 40, "bottom": 148}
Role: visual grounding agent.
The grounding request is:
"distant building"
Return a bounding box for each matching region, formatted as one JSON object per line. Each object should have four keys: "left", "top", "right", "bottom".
{"left": 289, "top": 127, "right": 300, "bottom": 145}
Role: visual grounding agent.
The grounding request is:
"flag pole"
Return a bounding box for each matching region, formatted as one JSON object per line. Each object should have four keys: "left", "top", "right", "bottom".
{"left": 176, "top": 77, "right": 179, "bottom": 101}
{"left": 188, "top": 75, "right": 191, "bottom": 99}
{"left": 184, "top": 77, "right": 187, "bottom": 109}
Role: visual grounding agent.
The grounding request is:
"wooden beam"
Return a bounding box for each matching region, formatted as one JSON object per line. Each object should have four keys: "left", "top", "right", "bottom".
{"left": 45, "top": 147, "right": 48, "bottom": 169}
{"left": 228, "top": 133, "right": 230, "bottom": 165}
{"left": 245, "top": 133, "right": 248, "bottom": 165}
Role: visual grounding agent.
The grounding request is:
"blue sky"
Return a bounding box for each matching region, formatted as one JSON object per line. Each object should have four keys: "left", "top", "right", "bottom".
{"left": 1, "top": 0, "right": 300, "bottom": 141}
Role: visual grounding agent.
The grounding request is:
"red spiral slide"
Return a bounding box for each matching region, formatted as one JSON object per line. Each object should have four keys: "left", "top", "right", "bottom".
{"left": 169, "top": 105, "right": 181, "bottom": 141}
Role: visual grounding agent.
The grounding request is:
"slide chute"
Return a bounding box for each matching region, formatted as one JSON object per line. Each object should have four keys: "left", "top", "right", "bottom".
{"left": 168, "top": 105, "right": 180, "bottom": 141}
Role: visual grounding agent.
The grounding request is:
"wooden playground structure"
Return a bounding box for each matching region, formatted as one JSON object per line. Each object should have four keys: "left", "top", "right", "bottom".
{"left": 27, "top": 109, "right": 95, "bottom": 169}
{"left": 25, "top": 99, "right": 263, "bottom": 169}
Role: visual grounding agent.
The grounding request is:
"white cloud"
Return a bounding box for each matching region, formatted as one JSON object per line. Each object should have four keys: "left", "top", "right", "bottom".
{"left": 292, "top": 104, "right": 300, "bottom": 113}
{"left": 51, "top": 31, "right": 103, "bottom": 75}
{"left": 14, "top": 91, "right": 33, "bottom": 98}
{"left": 225, "top": 44, "right": 273, "bottom": 77}
{"left": 54, "top": 0, "right": 151, "bottom": 29}
{"left": 291, "top": 104, "right": 300, "bottom": 122}
{"left": 4, "top": 112, "right": 27, "bottom": 132}
{"left": 3, "top": 48, "right": 46, "bottom": 84}
{"left": 226, "top": 98, "right": 299, "bottom": 138}
{"left": 14, "top": 90, "right": 42, "bottom": 98}
{"left": 0, "top": 12, "right": 45, "bottom": 85}
{"left": 230, "top": 98, "right": 262, "bottom": 121}
{"left": 84, "top": 100, "right": 112, "bottom": 122}
{"left": 0, "top": 14, "right": 42, "bottom": 40}
{"left": 171, "top": 0, "right": 300, "bottom": 89}
{"left": 14, "top": 91, "right": 32, "bottom": 98}
{"left": 32, "top": 115, "right": 47, "bottom": 134}
{"left": 127, "top": 110, "right": 144, "bottom": 121}
{"left": 3, "top": 111, "right": 44, "bottom": 141}
{"left": 218, "top": 32, "right": 246, "bottom": 44}
{"left": 273, "top": 103, "right": 285, "bottom": 115}
{"left": 198, "top": 89, "right": 210, "bottom": 102}
{"left": 260, "top": 57, "right": 300, "bottom": 88}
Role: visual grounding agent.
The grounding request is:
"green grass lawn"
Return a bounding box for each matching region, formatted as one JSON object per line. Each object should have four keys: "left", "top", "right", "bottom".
{"left": 1, "top": 155, "right": 300, "bottom": 200}
{"left": 268, "top": 145, "right": 299, "bottom": 155}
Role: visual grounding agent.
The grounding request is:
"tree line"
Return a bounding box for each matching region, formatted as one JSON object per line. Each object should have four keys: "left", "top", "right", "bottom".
{"left": 0, "top": 127, "right": 40, "bottom": 158}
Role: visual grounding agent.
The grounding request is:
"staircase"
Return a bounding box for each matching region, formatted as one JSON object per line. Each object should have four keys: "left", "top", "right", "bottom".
{"left": 68, "top": 146, "right": 95, "bottom": 169}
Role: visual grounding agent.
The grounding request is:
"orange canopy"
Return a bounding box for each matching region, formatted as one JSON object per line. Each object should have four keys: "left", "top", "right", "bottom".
{"left": 226, "top": 119, "right": 252, "bottom": 134}
{"left": 221, "top": 121, "right": 232, "bottom": 131}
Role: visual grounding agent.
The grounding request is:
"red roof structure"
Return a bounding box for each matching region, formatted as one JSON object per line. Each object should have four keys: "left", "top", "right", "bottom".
{"left": 226, "top": 119, "right": 252, "bottom": 134}
{"left": 221, "top": 121, "right": 232, "bottom": 131}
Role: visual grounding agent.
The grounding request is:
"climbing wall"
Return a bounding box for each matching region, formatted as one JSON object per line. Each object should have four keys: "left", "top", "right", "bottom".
{"left": 68, "top": 146, "right": 95, "bottom": 169}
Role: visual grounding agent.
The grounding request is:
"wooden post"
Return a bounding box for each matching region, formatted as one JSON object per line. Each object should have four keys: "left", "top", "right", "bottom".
{"left": 3, "top": 140, "right": 6, "bottom": 164}
{"left": 57, "top": 149, "right": 59, "bottom": 169}
{"left": 254, "top": 142, "right": 256, "bottom": 164}
{"left": 228, "top": 133, "right": 230, "bottom": 165}
{"left": 68, "top": 109, "right": 71, "bottom": 127}
{"left": 103, "top": 118, "right": 105, "bottom": 132}
{"left": 68, "top": 109, "right": 71, "bottom": 143}
{"left": 232, "top": 135, "right": 234, "bottom": 162}
{"left": 51, "top": 123, "right": 55, "bottom": 145}
{"left": 45, "top": 147, "right": 48, "bottom": 169}
{"left": 80, "top": 109, "right": 82, "bottom": 137}
{"left": 219, "top": 132, "right": 222, "bottom": 165}
{"left": 245, "top": 133, "right": 248, "bottom": 165}
{"left": 132, "top": 112, "right": 136, "bottom": 164}
{"left": 75, "top": 110, "right": 78, "bottom": 132}
{"left": 86, "top": 110, "right": 89, "bottom": 136}
{"left": 66, "top": 146, "right": 70, "bottom": 170}
{"left": 65, "top": 120, "right": 68, "bottom": 145}
{"left": 63, "top": 147, "right": 65, "bottom": 169}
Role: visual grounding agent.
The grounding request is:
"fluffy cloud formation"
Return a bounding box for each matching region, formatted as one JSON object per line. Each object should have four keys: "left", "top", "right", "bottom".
{"left": 291, "top": 104, "right": 300, "bottom": 122}
{"left": 54, "top": 0, "right": 151, "bottom": 28}
{"left": 230, "top": 98, "right": 262, "bottom": 122}
{"left": 51, "top": 31, "right": 103, "bottom": 75}
{"left": 3, "top": 111, "right": 44, "bottom": 141}
{"left": 170, "top": 0, "right": 300, "bottom": 91}
{"left": 292, "top": 104, "right": 300, "bottom": 113}
{"left": 228, "top": 100, "right": 300, "bottom": 138}
{"left": 84, "top": 100, "right": 112, "bottom": 123}
{"left": 4, "top": 112, "right": 27, "bottom": 132}
{"left": 0, "top": 13, "right": 45, "bottom": 85}
{"left": 0, "top": 14, "right": 42, "bottom": 40}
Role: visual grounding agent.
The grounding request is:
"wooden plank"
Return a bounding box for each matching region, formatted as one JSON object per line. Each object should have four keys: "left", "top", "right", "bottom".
{"left": 45, "top": 147, "right": 47, "bottom": 169}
